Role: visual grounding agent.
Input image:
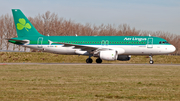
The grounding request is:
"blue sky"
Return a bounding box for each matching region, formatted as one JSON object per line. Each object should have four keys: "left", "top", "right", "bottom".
{"left": 1, "top": 0, "right": 180, "bottom": 35}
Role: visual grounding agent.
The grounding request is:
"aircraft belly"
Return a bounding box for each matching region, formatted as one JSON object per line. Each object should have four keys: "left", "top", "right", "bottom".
{"left": 24, "top": 45, "right": 41, "bottom": 50}
{"left": 45, "top": 45, "right": 75, "bottom": 54}
{"left": 121, "top": 45, "right": 161, "bottom": 55}
{"left": 25, "top": 45, "right": 76, "bottom": 54}
{"left": 121, "top": 46, "right": 145, "bottom": 55}
{"left": 24, "top": 45, "right": 173, "bottom": 55}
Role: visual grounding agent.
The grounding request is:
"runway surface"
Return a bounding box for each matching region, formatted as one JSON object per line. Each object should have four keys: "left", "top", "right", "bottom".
{"left": 0, "top": 63, "right": 180, "bottom": 66}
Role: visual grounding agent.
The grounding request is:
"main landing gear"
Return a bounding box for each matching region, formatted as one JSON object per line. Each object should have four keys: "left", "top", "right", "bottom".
{"left": 86, "top": 57, "right": 102, "bottom": 64}
{"left": 96, "top": 58, "right": 102, "bottom": 64}
{"left": 86, "top": 58, "right": 93, "bottom": 63}
{"left": 149, "top": 55, "right": 154, "bottom": 64}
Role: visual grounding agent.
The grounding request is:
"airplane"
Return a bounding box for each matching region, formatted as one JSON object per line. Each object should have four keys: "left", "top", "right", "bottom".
{"left": 8, "top": 9, "right": 176, "bottom": 64}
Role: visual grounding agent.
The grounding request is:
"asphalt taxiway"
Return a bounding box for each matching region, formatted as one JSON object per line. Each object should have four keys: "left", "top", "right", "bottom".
{"left": 0, "top": 63, "right": 180, "bottom": 66}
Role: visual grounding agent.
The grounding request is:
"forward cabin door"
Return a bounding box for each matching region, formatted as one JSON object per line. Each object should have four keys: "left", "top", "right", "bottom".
{"left": 147, "top": 38, "right": 153, "bottom": 48}
{"left": 37, "top": 37, "right": 43, "bottom": 48}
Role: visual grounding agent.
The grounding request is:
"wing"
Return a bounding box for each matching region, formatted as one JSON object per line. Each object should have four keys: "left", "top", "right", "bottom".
{"left": 54, "top": 42, "right": 97, "bottom": 50}
{"left": 52, "top": 41, "right": 125, "bottom": 55}
{"left": 53, "top": 42, "right": 110, "bottom": 52}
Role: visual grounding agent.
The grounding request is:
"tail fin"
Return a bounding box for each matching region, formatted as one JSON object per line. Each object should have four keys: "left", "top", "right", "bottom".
{"left": 12, "top": 9, "right": 43, "bottom": 37}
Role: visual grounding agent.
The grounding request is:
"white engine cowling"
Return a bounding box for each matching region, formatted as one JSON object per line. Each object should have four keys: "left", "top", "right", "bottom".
{"left": 100, "top": 51, "right": 118, "bottom": 61}
{"left": 117, "top": 55, "right": 131, "bottom": 61}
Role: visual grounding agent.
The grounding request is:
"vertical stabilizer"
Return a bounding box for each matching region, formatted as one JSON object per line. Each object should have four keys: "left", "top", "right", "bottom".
{"left": 12, "top": 9, "right": 43, "bottom": 37}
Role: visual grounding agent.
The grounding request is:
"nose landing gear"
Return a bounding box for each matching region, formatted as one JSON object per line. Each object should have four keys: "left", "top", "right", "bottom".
{"left": 149, "top": 55, "right": 154, "bottom": 64}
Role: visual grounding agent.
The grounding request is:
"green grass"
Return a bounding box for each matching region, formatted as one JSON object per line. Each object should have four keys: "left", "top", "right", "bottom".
{"left": 0, "top": 52, "right": 180, "bottom": 64}
{"left": 0, "top": 65, "right": 180, "bottom": 101}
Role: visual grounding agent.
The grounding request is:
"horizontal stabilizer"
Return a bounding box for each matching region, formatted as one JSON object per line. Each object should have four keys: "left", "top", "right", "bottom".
{"left": 6, "top": 38, "right": 29, "bottom": 44}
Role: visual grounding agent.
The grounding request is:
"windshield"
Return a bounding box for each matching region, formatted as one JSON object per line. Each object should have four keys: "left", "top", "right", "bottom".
{"left": 159, "top": 41, "right": 169, "bottom": 44}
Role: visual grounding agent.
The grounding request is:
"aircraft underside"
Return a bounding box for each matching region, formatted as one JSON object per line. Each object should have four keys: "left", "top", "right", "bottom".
{"left": 22, "top": 44, "right": 175, "bottom": 64}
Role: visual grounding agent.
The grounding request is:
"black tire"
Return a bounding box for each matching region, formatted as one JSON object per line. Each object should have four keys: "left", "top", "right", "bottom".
{"left": 86, "top": 58, "right": 93, "bottom": 63}
{"left": 96, "top": 58, "right": 102, "bottom": 64}
{"left": 149, "top": 60, "right": 154, "bottom": 64}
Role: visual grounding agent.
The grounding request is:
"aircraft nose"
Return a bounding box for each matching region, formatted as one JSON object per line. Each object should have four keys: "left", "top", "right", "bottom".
{"left": 170, "top": 45, "right": 176, "bottom": 53}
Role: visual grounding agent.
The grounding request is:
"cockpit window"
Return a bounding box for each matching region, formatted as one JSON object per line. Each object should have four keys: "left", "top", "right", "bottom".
{"left": 159, "top": 41, "right": 169, "bottom": 44}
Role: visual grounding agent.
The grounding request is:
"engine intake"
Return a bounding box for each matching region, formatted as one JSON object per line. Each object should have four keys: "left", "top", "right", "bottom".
{"left": 100, "top": 51, "right": 118, "bottom": 61}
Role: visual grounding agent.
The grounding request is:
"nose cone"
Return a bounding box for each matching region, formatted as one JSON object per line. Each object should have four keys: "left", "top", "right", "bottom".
{"left": 170, "top": 45, "right": 176, "bottom": 53}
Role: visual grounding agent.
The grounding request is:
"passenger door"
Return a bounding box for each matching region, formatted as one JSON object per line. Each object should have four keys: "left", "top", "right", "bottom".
{"left": 147, "top": 38, "right": 153, "bottom": 48}
{"left": 37, "top": 37, "right": 43, "bottom": 48}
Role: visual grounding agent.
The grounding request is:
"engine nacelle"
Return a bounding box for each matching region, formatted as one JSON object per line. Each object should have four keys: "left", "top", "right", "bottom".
{"left": 117, "top": 55, "right": 131, "bottom": 61}
{"left": 100, "top": 51, "right": 118, "bottom": 61}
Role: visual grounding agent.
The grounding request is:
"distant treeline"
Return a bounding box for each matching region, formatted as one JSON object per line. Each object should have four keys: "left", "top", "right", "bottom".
{"left": 0, "top": 11, "right": 179, "bottom": 54}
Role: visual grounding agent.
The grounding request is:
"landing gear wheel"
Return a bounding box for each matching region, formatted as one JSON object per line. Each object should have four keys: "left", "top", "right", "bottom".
{"left": 96, "top": 58, "right": 102, "bottom": 64}
{"left": 86, "top": 58, "right": 93, "bottom": 63}
{"left": 149, "top": 60, "right": 154, "bottom": 64}
{"left": 149, "top": 55, "right": 154, "bottom": 64}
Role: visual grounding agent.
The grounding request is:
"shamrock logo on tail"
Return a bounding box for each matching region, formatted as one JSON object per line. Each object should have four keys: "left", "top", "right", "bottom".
{"left": 17, "top": 18, "right": 31, "bottom": 31}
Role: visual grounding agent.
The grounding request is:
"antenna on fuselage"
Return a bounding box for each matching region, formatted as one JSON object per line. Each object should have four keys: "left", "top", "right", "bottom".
{"left": 149, "top": 34, "right": 151, "bottom": 37}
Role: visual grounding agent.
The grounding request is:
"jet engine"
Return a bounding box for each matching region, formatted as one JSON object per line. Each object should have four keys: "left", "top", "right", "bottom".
{"left": 117, "top": 55, "right": 131, "bottom": 61}
{"left": 99, "top": 51, "right": 118, "bottom": 61}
